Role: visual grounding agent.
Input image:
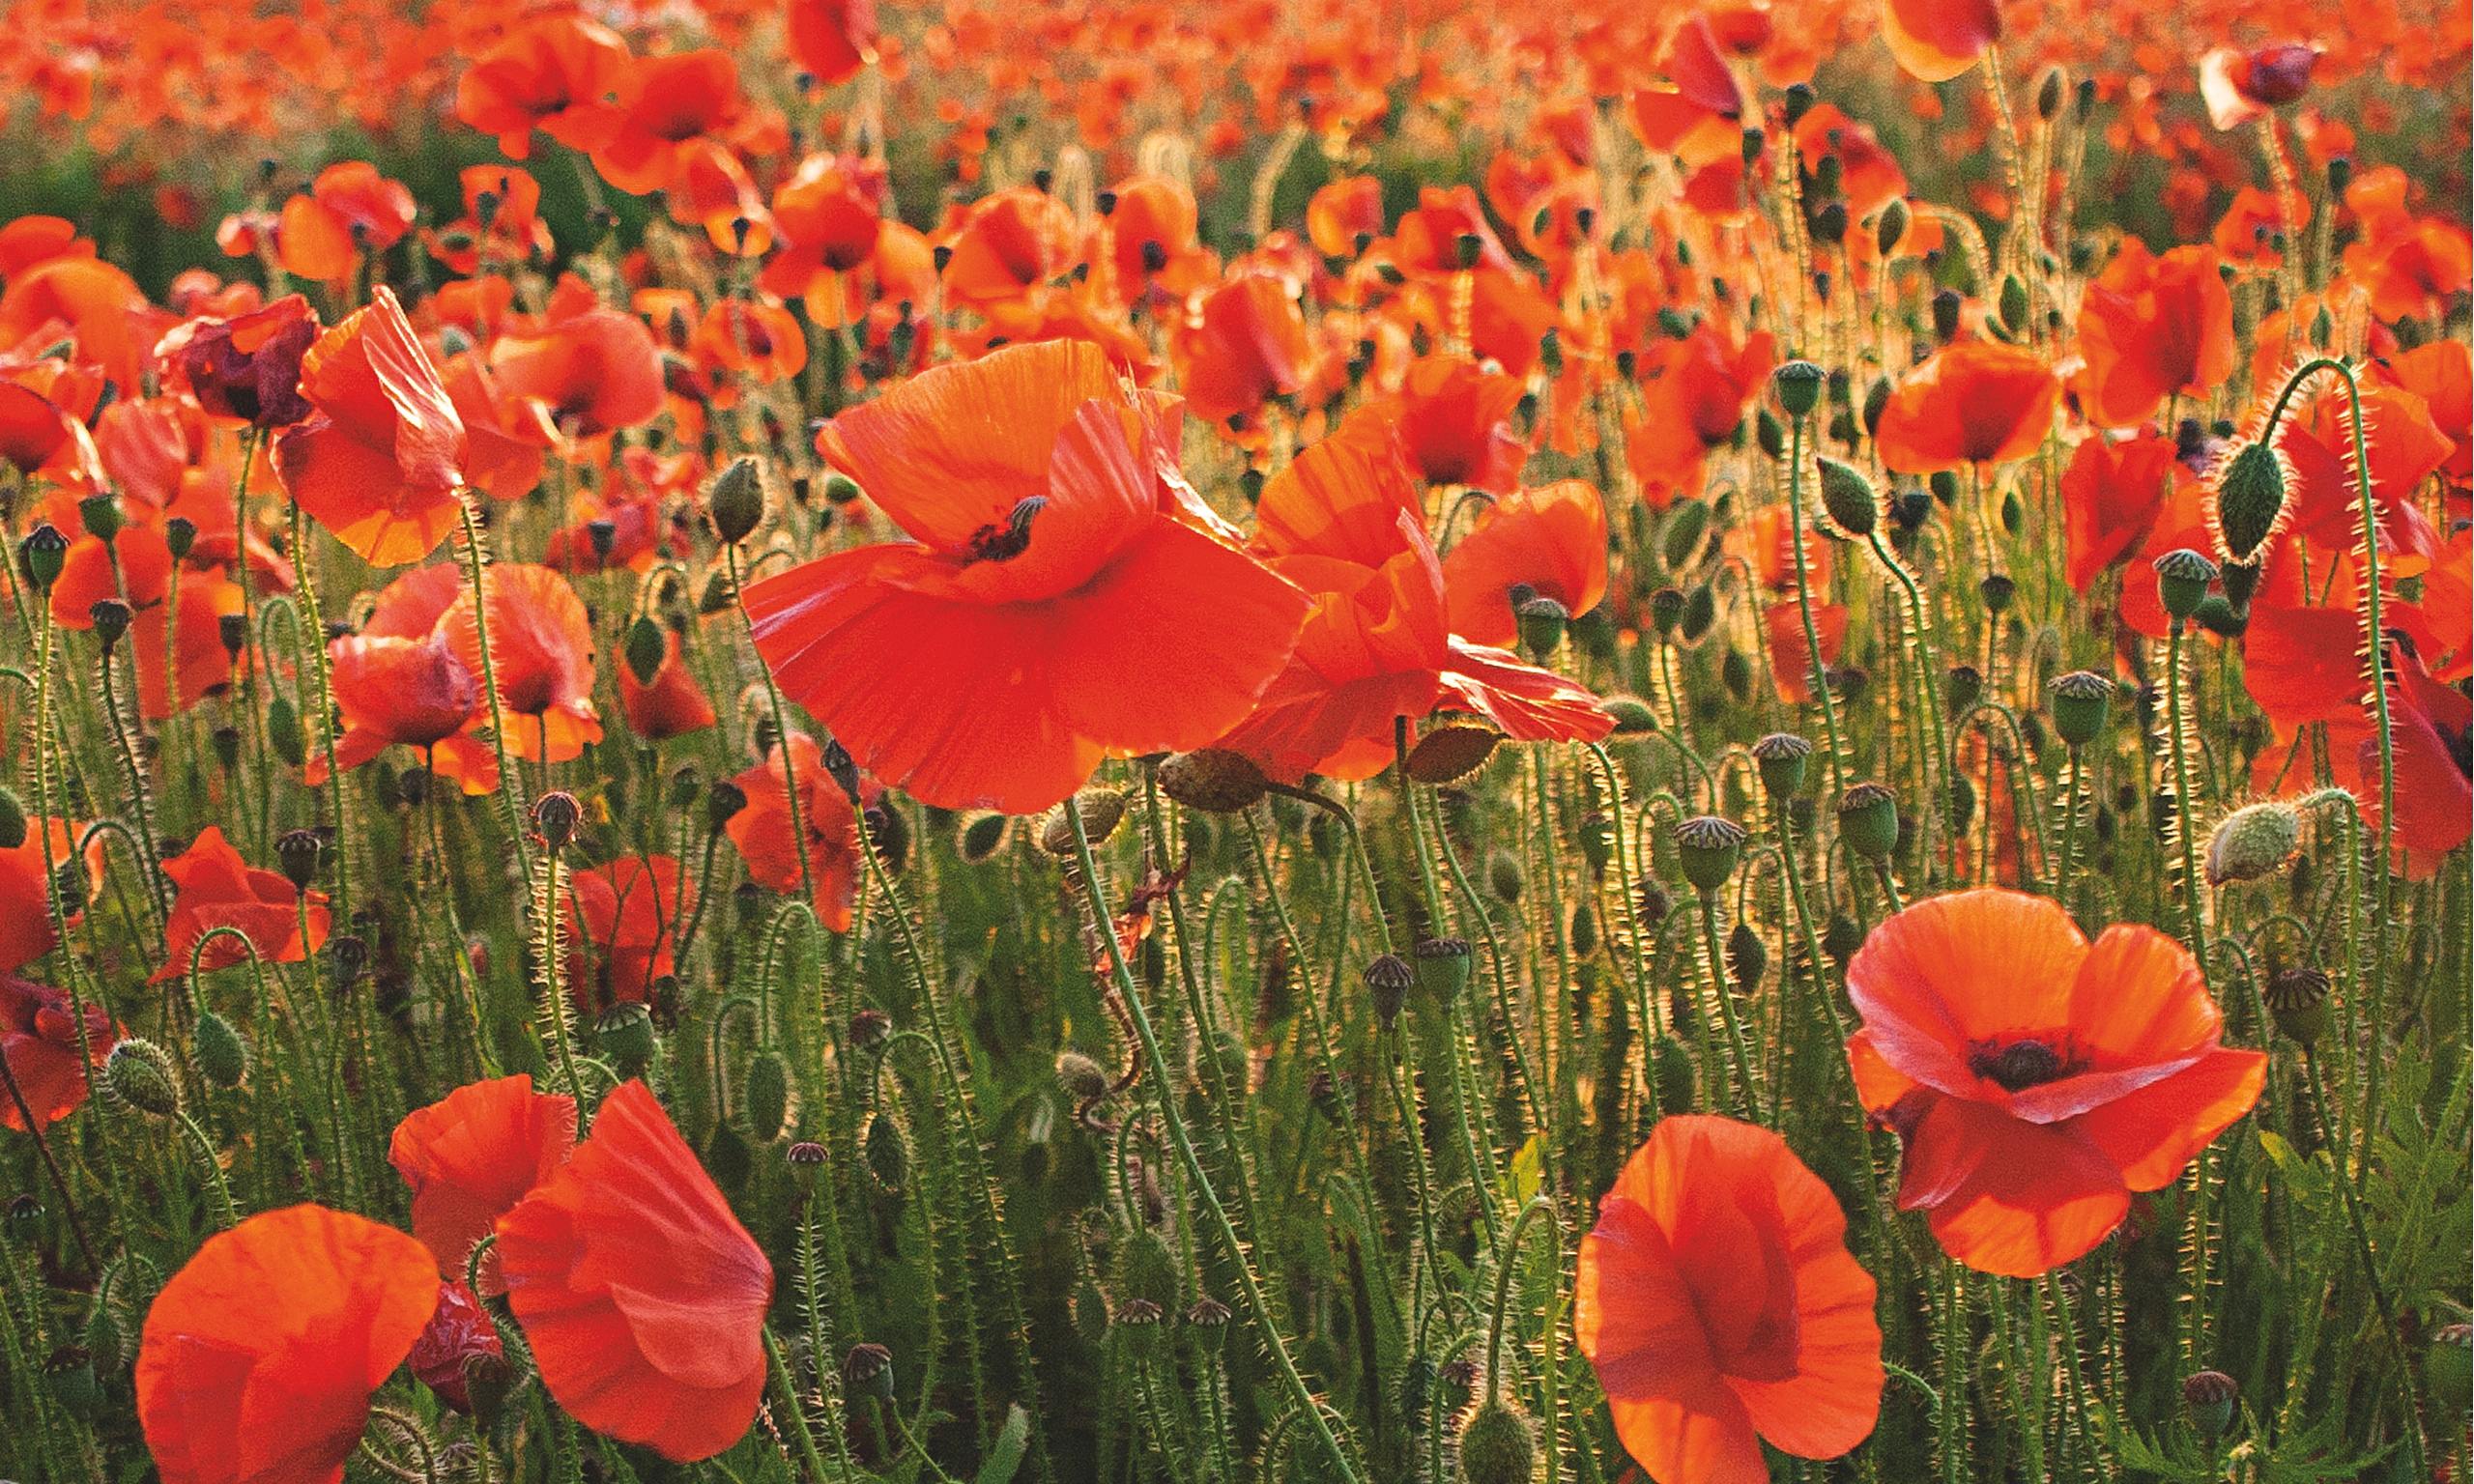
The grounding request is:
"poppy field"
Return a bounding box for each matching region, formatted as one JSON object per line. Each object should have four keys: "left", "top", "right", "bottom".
{"left": 0, "top": 0, "right": 2470, "bottom": 1480}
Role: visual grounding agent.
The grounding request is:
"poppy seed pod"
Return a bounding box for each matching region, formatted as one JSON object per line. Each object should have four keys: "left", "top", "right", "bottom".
{"left": 104, "top": 1038, "right": 183, "bottom": 1118}
{"left": 2263, "top": 966, "right": 2332, "bottom": 1046}
{"left": 1411, "top": 936, "right": 1472, "bottom": 1000}
{"left": 78, "top": 494, "right": 122, "bottom": 543}
{"left": 784, "top": 1139, "right": 826, "bottom": 1194}
{"left": 1752, "top": 732, "right": 1813, "bottom": 799}
{"left": 274, "top": 828, "right": 323, "bottom": 893}
{"left": 844, "top": 1343, "right": 895, "bottom": 1401}
{"left": 532, "top": 791, "right": 582, "bottom": 852}
{"left": 20, "top": 524, "right": 68, "bottom": 593}
{"left": 1456, "top": 1399, "right": 1537, "bottom": 1484}
{"left": 1363, "top": 954, "right": 1413, "bottom": 1025}
{"left": 1673, "top": 815, "right": 1748, "bottom": 893}
{"left": 2152, "top": 548, "right": 2219, "bottom": 620}
{"left": 2049, "top": 671, "right": 2114, "bottom": 749}
{"left": 2182, "top": 1370, "right": 2238, "bottom": 1440}
{"left": 705, "top": 778, "right": 748, "bottom": 832}
{"left": 1647, "top": 586, "right": 1685, "bottom": 637}
{"left": 707, "top": 456, "right": 765, "bottom": 545}
{"left": 1944, "top": 665, "right": 1983, "bottom": 716}
{"left": 2204, "top": 801, "right": 2303, "bottom": 886}
{"left": 1773, "top": 359, "right": 1826, "bottom": 419}
{"left": 1514, "top": 593, "right": 1568, "bottom": 658}
{"left": 1157, "top": 750, "right": 1270, "bottom": 813}
{"left": 1836, "top": 782, "right": 1900, "bottom": 861}
{"left": 1815, "top": 456, "right": 1878, "bottom": 535}
{"left": 163, "top": 515, "right": 198, "bottom": 561}
{"left": 1055, "top": 1049, "right": 1109, "bottom": 1103}
{"left": 596, "top": 1002, "right": 656, "bottom": 1076}
{"left": 2207, "top": 439, "right": 2290, "bottom": 566}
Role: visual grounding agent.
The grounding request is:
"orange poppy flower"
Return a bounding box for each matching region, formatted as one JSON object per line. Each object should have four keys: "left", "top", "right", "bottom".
{"left": 2281, "top": 383, "right": 2451, "bottom": 571}
{"left": 618, "top": 628, "right": 717, "bottom": 742}
{"left": 1440, "top": 479, "right": 1609, "bottom": 647}
{"left": 746, "top": 339, "right": 1311, "bottom": 813}
{"left": 938, "top": 186, "right": 1080, "bottom": 308}
{"left": 789, "top": 0, "right": 878, "bottom": 86}
{"left": 726, "top": 734, "right": 867, "bottom": 930}
{"left": 2061, "top": 431, "right": 2177, "bottom": 592}
{"left": 564, "top": 857, "right": 691, "bottom": 1011}
{"left": 0, "top": 818, "right": 93, "bottom": 975}
{"left": 2373, "top": 340, "right": 2472, "bottom": 488}
{"left": 2076, "top": 244, "right": 2237, "bottom": 428}
{"left": 1335, "top": 353, "right": 1531, "bottom": 493}
{"left": 314, "top": 627, "right": 498, "bottom": 795}
{"left": 1, "top": 972, "right": 115, "bottom": 1131}
{"left": 454, "top": 15, "right": 629, "bottom": 160}
{"left": 496, "top": 1080, "right": 772, "bottom": 1463}
{"left": 137, "top": 1205, "right": 441, "bottom": 1484}
{"left": 2366, "top": 642, "right": 2474, "bottom": 873}
{"left": 388, "top": 1074, "right": 577, "bottom": 1292}
{"left": 1629, "top": 14, "right": 1745, "bottom": 168}
{"left": 1172, "top": 270, "right": 1315, "bottom": 426}
{"left": 1306, "top": 175, "right": 1386, "bottom": 259}
{"left": 1100, "top": 175, "right": 1217, "bottom": 300}
{"left": 489, "top": 308, "right": 666, "bottom": 439}
{"left": 155, "top": 826, "right": 330, "bottom": 985}
{"left": 441, "top": 351, "right": 554, "bottom": 503}
{"left": 438, "top": 562, "right": 603, "bottom": 763}
{"left": 0, "top": 254, "right": 161, "bottom": 390}
{"left": 1625, "top": 322, "right": 1776, "bottom": 507}
{"left": 273, "top": 286, "right": 471, "bottom": 567}
{"left": 0, "top": 377, "right": 105, "bottom": 492}
{"left": 1881, "top": 0, "right": 1999, "bottom": 83}
{"left": 276, "top": 162, "right": 416, "bottom": 284}
{"left": 591, "top": 49, "right": 743, "bottom": 196}
{"left": 1576, "top": 1115, "right": 1883, "bottom": 1484}
{"left": 1874, "top": 340, "right": 2059, "bottom": 475}
{"left": 1846, "top": 889, "right": 2266, "bottom": 1276}
{"left": 158, "top": 294, "right": 319, "bottom": 428}
{"left": 762, "top": 152, "right": 892, "bottom": 300}
{"left": 694, "top": 299, "right": 807, "bottom": 385}
{"left": 423, "top": 165, "right": 554, "bottom": 277}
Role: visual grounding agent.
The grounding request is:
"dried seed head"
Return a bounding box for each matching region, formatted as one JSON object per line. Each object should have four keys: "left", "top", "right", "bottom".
{"left": 531, "top": 792, "right": 581, "bottom": 852}
{"left": 2182, "top": 1370, "right": 2238, "bottom": 1439}
{"left": 1363, "top": 954, "right": 1414, "bottom": 1025}
{"left": 274, "top": 829, "right": 324, "bottom": 893}
{"left": 2151, "top": 547, "right": 2219, "bottom": 621}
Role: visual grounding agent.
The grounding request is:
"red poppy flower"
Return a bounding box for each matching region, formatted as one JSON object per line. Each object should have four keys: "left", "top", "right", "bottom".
{"left": 276, "top": 163, "right": 416, "bottom": 284}
{"left": 389, "top": 1074, "right": 577, "bottom": 1293}
{"left": 591, "top": 49, "right": 743, "bottom": 197}
{"left": 454, "top": 16, "right": 629, "bottom": 160}
{"left": 2062, "top": 431, "right": 2177, "bottom": 592}
{"left": 565, "top": 857, "right": 691, "bottom": 1012}
{"left": 668, "top": 139, "right": 775, "bottom": 256}
{"left": 0, "top": 818, "right": 92, "bottom": 975}
{"left": 2242, "top": 539, "right": 2367, "bottom": 730}
{"left": 1625, "top": 322, "right": 1776, "bottom": 507}
{"left": 1882, "top": 0, "right": 1999, "bottom": 83}
{"left": 441, "top": 352, "right": 554, "bottom": 503}
{"left": 155, "top": 826, "right": 331, "bottom": 985}
{"left": 410, "top": 1279, "right": 503, "bottom": 1413}
{"left": 1335, "top": 354, "right": 1531, "bottom": 493}
{"left": 438, "top": 562, "right": 603, "bottom": 763}
{"left": 496, "top": 1080, "right": 772, "bottom": 1463}
{"left": 424, "top": 166, "right": 554, "bottom": 278}
{"left": 137, "top": 1205, "right": 442, "bottom": 1484}
{"left": 1101, "top": 175, "right": 1217, "bottom": 300}
{"left": 938, "top": 186, "right": 1080, "bottom": 308}
{"left": 312, "top": 629, "right": 497, "bottom": 794}
{"left": 747, "top": 339, "right": 1311, "bottom": 813}
{"left": 158, "top": 294, "right": 319, "bottom": 428}
{"left": 1, "top": 972, "right": 114, "bottom": 1131}
{"left": 1629, "top": 14, "right": 1745, "bottom": 167}
{"left": 789, "top": 0, "right": 878, "bottom": 87}
{"left": 1846, "top": 889, "right": 2266, "bottom": 1276}
{"left": 1441, "top": 479, "right": 1609, "bottom": 647}
{"left": 273, "top": 286, "right": 470, "bottom": 567}
{"left": 725, "top": 734, "right": 866, "bottom": 930}
{"left": 694, "top": 299, "right": 806, "bottom": 386}
{"left": 0, "top": 254, "right": 160, "bottom": 390}
{"left": 0, "top": 377, "right": 105, "bottom": 492}
{"left": 2373, "top": 341, "right": 2472, "bottom": 488}
{"left": 762, "top": 153, "right": 892, "bottom": 297}
{"left": 1576, "top": 1115, "right": 1884, "bottom": 1484}
{"left": 618, "top": 628, "right": 717, "bottom": 742}
{"left": 1874, "top": 340, "right": 2060, "bottom": 475}
{"left": 489, "top": 308, "right": 666, "bottom": 439}
{"left": 2200, "top": 43, "right": 2322, "bottom": 130}
{"left": 2280, "top": 384, "right": 2450, "bottom": 572}
{"left": 1173, "top": 270, "right": 1315, "bottom": 426}
{"left": 2076, "top": 244, "right": 2237, "bottom": 428}
{"left": 1306, "top": 175, "right": 1386, "bottom": 260}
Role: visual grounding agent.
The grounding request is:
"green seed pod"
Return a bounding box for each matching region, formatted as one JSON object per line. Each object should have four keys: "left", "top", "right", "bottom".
{"left": 1456, "top": 1399, "right": 1538, "bottom": 1484}
{"left": 20, "top": 524, "right": 69, "bottom": 593}
{"left": 1412, "top": 937, "right": 1473, "bottom": 1001}
{"left": 104, "top": 1038, "right": 182, "bottom": 1118}
{"left": 2205, "top": 801, "right": 2303, "bottom": 886}
{"left": 1772, "top": 359, "right": 1826, "bottom": 419}
{"left": 78, "top": 493, "right": 122, "bottom": 543}
{"left": 1652, "top": 1034, "right": 1696, "bottom": 1114}
{"left": 1755, "top": 406, "right": 1786, "bottom": 459}
{"left": 2208, "top": 439, "right": 2290, "bottom": 566}
{"left": 707, "top": 455, "right": 766, "bottom": 544}
{"left": 844, "top": 1342, "right": 896, "bottom": 1402}
{"left": 1156, "top": 750, "right": 1271, "bottom": 813}
{"left": 2182, "top": 1370, "right": 2238, "bottom": 1441}
{"left": 623, "top": 614, "right": 668, "bottom": 685}
{"left": 1514, "top": 593, "right": 1568, "bottom": 658}
{"left": 1837, "top": 783, "right": 1900, "bottom": 861}
{"left": 1752, "top": 732, "right": 1812, "bottom": 800}
{"left": 2152, "top": 548, "right": 2219, "bottom": 621}
{"left": 266, "top": 695, "right": 306, "bottom": 767}
{"left": 2263, "top": 967, "right": 2332, "bottom": 1047}
{"left": 1815, "top": 456, "right": 1878, "bottom": 536}
{"left": 864, "top": 1109, "right": 909, "bottom": 1191}
{"left": 957, "top": 810, "right": 1011, "bottom": 863}
{"left": 0, "top": 785, "right": 25, "bottom": 850}
{"left": 193, "top": 1010, "right": 249, "bottom": 1089}
{"left": 1486, "top": 849, "right": 1523, "bottom": 903}
{"left": 1673, "top": 815, "right": 1748, "bottom": 893}
{"left": 2049, "top": 670, "right": 2114, "bottom": 749}
{"left": 743, "top": 1050, "right": 791, "bottom": 1143}
{"left": 596, "top": 1002, "right": 655, "bottom": 1076}
{"left": 1726, "top": 921, "right": 1768, "bottom": 991}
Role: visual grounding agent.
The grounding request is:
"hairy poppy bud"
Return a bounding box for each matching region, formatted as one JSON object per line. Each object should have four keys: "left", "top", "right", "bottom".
{"left": 2207, "top": 439, "right": 2290, "bottom": 567}
{"left": 532, "top": 791, "right": 581, "bottom": 852}
{"left": 1836, "top": 783, "right": 1900, "bottom": 861}
{"left": 2152, "top": 548, "right": 2218, "bottom": 620}
{"left": 1411, "top": 936, "right": 1472, "bottom": 1001}
{"left": 1810, "top": 198, "right": 1848, "bottom": 245}
{"left": 1999, "top": 273, "right": 2030, "bottom": 334}
{"left": 1815, "top": 457, "right": 1878, "bottom": 536}
{"left": 743, "top": 1050, "right": 791, "bottom": 1142}
{"left": 1726, "top": 921, "right": 1768, "bottom": 991}
{"left": 957, "top": 811, "right": 1011, "bottom": 862}
{"left": 2182, "top": 1370, "right": 2238, "bottom": 1440}
{"left": 1661, "top": 498, "right": 1712, "bottom": 567}
{"left": 20, "top": 524, "right": 68, "bottom": 593}
{"left": 265, "top": 696, "right": 304, "bottom": 765}
{"left": 1720, "top": 645, "right": 1753, "bottom": 700}
{"left": 705, "top": 779, "right": 748, "bottom": 833}
{"left": 2264, "top": 966, "right": 2331, "bottom": 1046}
{"left": 1487, "top": 850, "right": 1523, "bottom": 902}
{"left": 0, "top": 786, "right": 24, "bottom": 850}
{"left": 1041, "top": 787, "right": 1126, "bottom": 855}
{"left": 819, "top": 737, "right": 862, "bottom": 802}
{"left": 195, "top": 1009, "right": 249, "bottom": 1090}
{"left": 1602, "top": 694, "right": 1656, "bottom": 733}
{"left": 1651, "top": 1033, "right": 1696, "bottom": 1113}
{"left": 863, "top": 1110, "right": 908, "bottom": 1190}
{"left": 1752, "top": 732, "right": 1813, "bottom": 800}
{"left": 707, "top": 456, "right": 765, "bottom": 544}
{"left": 1782, "top": 81, "right": 1816, "bottom": 126}
{"left": 2049, "top": 670, "right": 2114, "bottom": 749}
{"left": 1773, "top": 359, "right": 1826, "bottom": 419}
{"left": 1157, "top": 750, "right": 1270, "bottom": 813}
{"left": 274, "top": 828, "right": 323, "bottom": 893}
{"left": 2036, "top": 66, "right": 2066, "bottom": 121}
{"left": 1647, "top": 586, "right": 1685, "bottom": 637}
{"left": 1456, "top": 1399, "right": 1537, "bottom": 1484}
{"left": 2205, "top": 801, "right": 2302, "bottom": 885}
{"left": 623, "top": 615, "right": 667, "bottom": 686}
{"left": 1409, "top": 724, "right": 1502, "bottom": 785}
{"left": 1055, "top": 1049, "right": 1109, "bottom": 1104}
{"left": 1674, "top": 815, "right": 1747, "bottom": 893}
{"left": 1876, "top": 197, "right": 1909, "bottom": 256}
{"left": 104, "top": 1038, "right": 182, "bottom": 1118}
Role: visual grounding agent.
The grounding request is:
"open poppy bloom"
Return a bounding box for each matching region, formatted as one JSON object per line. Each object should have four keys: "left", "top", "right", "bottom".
{"left": 455, "top": 15, "right": 628, "bottom": 159}
{"left": 1440, "top": 478, "right": 1609, "bottom": 647}
{"left": 313, "top": 629, "right": 497, "bottom": 793}
{"left": 1881, "top": 0, "right": 1999, "bottom": 82}
{"left": 1333, "top": 353, "right": 1531, "bottom": 493}
{"left": 2199, "top": 43, "right": 2321, "bottom": 130}
{"left": 789, "top": 0, "right": 878, "bottom": 87}
{"left": 1, "top": 972, "right": 115, "bottom": 1131}
{"left": 488, "top": 308, "right": 667, "bottom": 439}
{"left": 155, "top": 827, "right": 331, "bottom": 985}
{"left": 591, "top": 49, "right": 744, "bottom": 197}
{"left": 1629, "top": 14, "right": 1746, "bottom": 167}
{"left": 1846, "top": 889, "right": 2266, "bottom": 1276}
{"left": 276, "top": 163, "right": 416, "bottom": 284}
{"left": 1171, "top": 270, "right": 1315, "bottom": 426}
{"left": 2061, "top": 431, "right": 2177, "bottom": 593}
{"left": 2075, "top": 244, "right": 2236, "bottom": 428}
{"left": 1625, "top": 321, "right": 1776, "bottom": 507}
{"left": 137, "top": 1204, "right": 443, "bottom": 1484}
{"left": 274, "top": 286, "right": 471, "bottom": 567}
{"left": 618, "top": 628, "right": 717, "bottom": 741}
{"left": 746, "top": 339, "right": 1311, "bottom": 813}
{"left": 1874, "top": 340, "right": 2060, "bottom": 475}
{"left": 1306, "top": 175, "right": 1386, "bottom": 259}
{"left": 728, "top": 734, "right": 867, "bottom": 930}
{"left": 438, "top": 562, "right": 603, "bottom": 763}
{"left": 564, "top": 857, "right": 691, "bottom": 1011}
{"left": 1576, "top": 1115, "right": 1884, "bottom": 1484}
{"left": 158, "top": 294, "right": 319, "bottom": 428}
{"left": 389, "top": 1074, "right": 578, "bottom": 1292}
{"left": 496, "top": 1080, "right": 772, "bottom": 1462}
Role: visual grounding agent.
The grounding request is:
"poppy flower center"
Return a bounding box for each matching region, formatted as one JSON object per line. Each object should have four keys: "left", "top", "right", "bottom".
{"left": 1974, "top": 1038, "right": 2069, "bottom": 1092}
{"left": 964, "top": 496, "right": 1045, "bottom": 564}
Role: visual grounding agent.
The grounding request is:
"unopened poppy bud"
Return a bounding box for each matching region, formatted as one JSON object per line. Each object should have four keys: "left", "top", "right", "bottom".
{"left": 1944, "top": 665, "right": 1983, "bottom": 715}
{"left": 1363, "top": 954, "right": 1413, "bottom": 1024}
{"left": 743, "top": 1050, "right": 791, "bottom": 1142}
{"left": 1877, "top": 197, "right": 1909, "bottom": 256}
{"left": 1647, "top": 586, "right": 1685, "bottom": 637}
{"left": 2205, "top": 801, "right": 2302, "bottom": 885}
{"left": 1652, "top": 1033, "right": 1696, "bottom": 1113}
{"left": 595, "top": 1002, "right": 655, "bottom": 1075}
{"left": 1726, "top": 921, "right": 1768, "bottom": 990}
{"left": 2036, "top": 66, "right": 2066, "bottom": 121}
{"left": 211, "top": 725, "right": 244, "bottom": 770}
{"left": 2182, "top": 1370, "right": 2238, "bottom": 1440}
{"left": 532, "top": 791, "right": 581, "bottom": 851}
{"left": 77, "top": 494, "right": 122, "bottom": 544}
{"left": 1683, "top": 586, "right": 1719, "bottom": 643}
{"left": 705, "top": 779, "right": 747, "bottom": 833}
{"left": 163, "top": 515, "right": 198, "bottom": 560}
{"left": 104, "top": 1038, "right": 182, "bottom": 1118}
{"left": 0, "top": 786, "right": 24, "bottom": 851}
{"left": 1456, "top": 1398, "right": 1537, "bottom": 1484}
{"left": 1836, "top": 782, "right": 1900, "bottom": 860}
{"left": 1720, "top": 645, "right": 1753, "bottom": 700}
{"left": 1055, "top": 1049, "right": 1109, "bottom": 1103}
{"left": 1740, "top": 126, "right": 1765, "bottom": 167}
{"left": 1998, "top": 273, "right": 2030, "bottom": 334}
{"left": 945, "top": 812, "right": 1005, "bottom": 865}
{"left": 2152, "top": 548, "right": 2218, "bottom": 620}
{"left": 817, "top": 470, "right": 863, "bottom": 507}
{"left": 865, "top": 803, "right": 909, "bottom": 873}
{"left": 1514, "top": 593, "right": 1568, "bottom": 657}
{"left": 259, "top": 695, "right": 299, "bottom": 766}
{"left": 1041, "top": 788, "right": 1126, "bottom": 855}
{"left": 193, "top": 1015, "right": 244, "bottom": 1099}
{"left": 820, "top": 737, "right": 862, "bottom": 802}
{"left": 1772, "top": 359, "right": 1826, "bottom": 419}
{"left": 1752, "top": 732, "right": 1813, "bottom": 800}
{"left": 1156, "top": 750, "right": 1270, "bottom": 813}
{"left": 20, "top": 524, "right": 68, "bottom": 592}
{"left": 1815, "top": 456, "right": 1877, "bottom": 535}
{"left": 2264, "top": 966, "right": 2331, "bottom": 1046}
{"left": 1411, "top": 937, "right": 1472, "bottom": 1000}
{"left": 274, "top": 828, "right": 323, "bottom": 892}
{"left": 1575, "top": 812, "right": 1615, "bottom": 877}
{"left": 1539, "top": 328, "right": 1563, "bottom": 377}
{"left": 1755, "top": 406, "right": 1786, "bottom": 458}
{"left": 1453, "top": 232, "right": 1484, "bottom": 270}
{"left": 844, "top": 1342, "right": 895, "bottom": 1401}
{"left": 707, "top": 456, "right": 765, "bottom": 544}
{"left": 1661, "top": 498, "right": 1712, "bottom": 566}
{"left": 1810, "top": 199, "right": 1848, "bottom": 245}
{"left": 2049, "top": 670, "right": 2114, "bottom": 748}
{"left": 1674, "top": 815, "right": 1748, "bottom": 892}
{"left": 1602, "top": 694, "right": 1656, "bottom": 733}
{"left": 1485, "top": 849, "right": 1523, "bottom": 902}
{"left": 1782, "top": 81, "right": 1816, "bottom": 126}
{"left": 1408, "top": 724, "right": 1502, "bottom": 784}
{"left": 2207, "top": 439, "right": 2290, "bottom": 566}
{"left": 1931, "top": 288, "right": 1963, "bottom": 343}
{"left": 863, "top": 1110, "right": 909, "bottom": 1190}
